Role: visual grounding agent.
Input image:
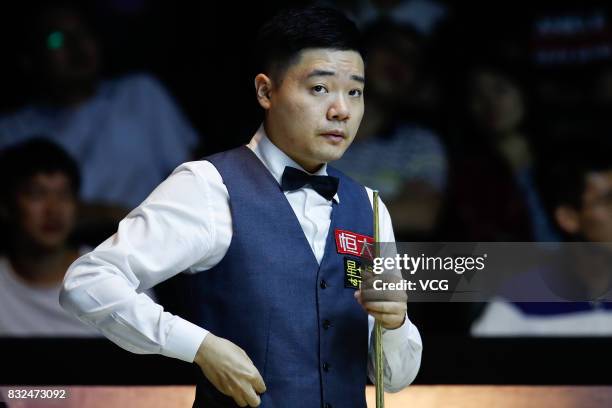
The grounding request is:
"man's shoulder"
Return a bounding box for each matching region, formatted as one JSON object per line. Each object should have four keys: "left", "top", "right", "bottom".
{"left": 98, "top": 73, "right": 172, "bottom": 108}
{"left": 200, "top": 145, "right": 249, "bottom": 162}
{"left": 0, "top": 255, "right": 10, "bottom": 275}
{"left": 0, "top": 255, "right": 22, "bottom": 292}
{"left": 105, "top": 72, "right": 162, "bottom": 93}
{"left": 170, "top": 159, "right": 223, "bottom": 180}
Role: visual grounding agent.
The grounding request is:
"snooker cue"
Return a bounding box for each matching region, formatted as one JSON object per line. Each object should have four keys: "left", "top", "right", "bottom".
{"left": 373, "top": 190, "right": 384, "bottom": 408}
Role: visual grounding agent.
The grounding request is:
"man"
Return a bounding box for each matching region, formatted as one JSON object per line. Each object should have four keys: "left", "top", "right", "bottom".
{"left": 472, "top": 139, "right": 612, "bottom": 336}
{"left": 60, "top": 6, "right": 422, "bottom": 407}
{"left": 0, "top": 139, "right": 99, "bottom": 336}
{"left": 0, "top": 3, "right": 199, "bottom": 212}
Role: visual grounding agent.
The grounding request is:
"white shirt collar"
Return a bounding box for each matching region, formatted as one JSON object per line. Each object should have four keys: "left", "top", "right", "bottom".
{"left": 247, "top": 124, "right": 339, "bottom": 203}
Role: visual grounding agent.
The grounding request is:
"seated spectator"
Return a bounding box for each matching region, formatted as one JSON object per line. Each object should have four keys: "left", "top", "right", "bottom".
{"left": 472, "top": 139, "right": 612, "bottom": 336}
{"left": 332, "top": 20, "right": 448, "bottom": 240}
{"left": 0, "top": 2, "right": 200, "bottom": 219}
{"left": 0, "top": 139, "right": 101, "bottom": 336}
{"left": 442, "top": 61, "right": 559, "bottom": 242}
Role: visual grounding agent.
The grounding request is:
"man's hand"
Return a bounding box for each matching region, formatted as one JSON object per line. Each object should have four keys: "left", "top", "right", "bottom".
{"left": 354, "top": 289, "right": 407, "bottom": 329}
{"left": 356, "top": 261, "right": 408, "bottom": 329}
{"left": 194, "top": 333, "right": 267, "bottom": 407}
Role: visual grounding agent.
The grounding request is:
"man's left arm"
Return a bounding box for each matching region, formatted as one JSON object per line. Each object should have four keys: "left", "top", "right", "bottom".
{"left": 360, "top": 191, "right": 423, "bottom": 392}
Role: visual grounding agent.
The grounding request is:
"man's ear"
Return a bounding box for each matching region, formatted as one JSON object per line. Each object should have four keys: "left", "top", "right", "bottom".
{"left": 555, "top": 205, "right": 580, "bottom": 235}
{"left": 254, "top": 73, "right": 273, "bottom": 110}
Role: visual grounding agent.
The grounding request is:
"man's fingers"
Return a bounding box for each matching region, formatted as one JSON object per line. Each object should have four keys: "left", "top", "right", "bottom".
{"left": 360, "top": 286, "right": 408, "bottom": 303}
{"left": 196, "top": 334, "right": 266, "bottom": 406}
{"left": 232, "top": 392, "right": 248, "bottom": 407}
{"left": 368, "top": 310, "right": 389, "bottom": 322}
{"left": 242, "top": 384, "right": 262, "bottom": 407}
{"left": 222, "top": 377, "right": 263, "bottom": 407}
{"left": 359, "top": 299, "right": 406, "bottom": 329}
{"left": 353, "top": 290, "right": 362, "bottom": 305}
{"left": 252, "top": 372, "right": 267, "bottom": 394}
{"left": 368, "top": 310, "right": 405, "bottom": 328}
{"left": 363, "top": 301, "right": 406, "bottom": 314}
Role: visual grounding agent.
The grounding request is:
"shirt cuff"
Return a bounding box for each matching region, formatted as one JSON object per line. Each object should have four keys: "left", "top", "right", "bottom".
{"left": 382, "top": 313, "right": 411, "bottom": 349}
{"left": 161, "top": 317, "right": 209, "bottom": 363}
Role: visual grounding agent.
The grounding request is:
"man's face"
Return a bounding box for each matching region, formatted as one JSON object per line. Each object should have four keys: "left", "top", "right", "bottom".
{"left": 14, "top": 172, "right": 76, "bottom": 250}
{"left": 366, "top": 36, "right": 420, "bottom": 104}
{"left": 577, "top": 170, "right": 612, "bottom": 242}
{"left": 262, "top": 49, "right": 365, "bottom": 172}
{"left": 36, "top": 8, "right": 100, "bottom": 87}
{"left": 469, "top": 71, "right": 525, "bottom": 135}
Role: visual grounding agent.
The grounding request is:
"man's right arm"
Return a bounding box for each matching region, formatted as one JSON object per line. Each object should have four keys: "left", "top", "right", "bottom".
{"left": 60, "top": 162, "right": 218, "bottom": 362}
{"left": 61, "top": 160, "right": 267, "bottom": 406}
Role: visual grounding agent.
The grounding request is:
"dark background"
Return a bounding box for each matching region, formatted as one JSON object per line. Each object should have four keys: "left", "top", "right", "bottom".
{"left": 1, "top": 0, "right": 609, "bottom": 154}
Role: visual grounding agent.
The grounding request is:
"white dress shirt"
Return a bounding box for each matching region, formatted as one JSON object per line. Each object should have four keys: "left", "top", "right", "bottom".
{"left": 0, "top": 250, "right": 100, "bottom": 337}
{"left": 60, "top": 125, "right": 422, "bottom": 391}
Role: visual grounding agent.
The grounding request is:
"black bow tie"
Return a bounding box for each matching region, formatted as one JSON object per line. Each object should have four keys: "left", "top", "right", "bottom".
{"left": 281, "top": 166, "right": 339, "bottom": 201}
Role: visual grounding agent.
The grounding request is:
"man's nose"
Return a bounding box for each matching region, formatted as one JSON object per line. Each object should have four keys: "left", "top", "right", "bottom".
{"left": 327, "top": 94, "right": 350, "bottom": 121}
{"left": 44, "top": 194, "right": 67, "bottom": 215}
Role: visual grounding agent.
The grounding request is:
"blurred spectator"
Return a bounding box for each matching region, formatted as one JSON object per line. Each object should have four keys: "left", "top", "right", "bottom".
{"left": 442, "top": 61, "right": 559, "bottom": 241}
{"left": 472, "top": 139, "right": 612, "bottom": 336}
{"left": 0, "top": 2, "right": 200, "bottom": 224}
{"left": 332, "top": 20, "right": 448, "bottom": 240}
{"left": 0, "top": 139, "right": 100, "bottom": 336}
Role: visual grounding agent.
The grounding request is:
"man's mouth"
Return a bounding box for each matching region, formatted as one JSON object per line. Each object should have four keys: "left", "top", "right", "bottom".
{"left": 320, "top": 130, "right": 346, "bottom": 142}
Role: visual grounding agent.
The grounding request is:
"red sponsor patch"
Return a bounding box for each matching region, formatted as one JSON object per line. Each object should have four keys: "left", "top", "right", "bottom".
{"left": 334, "top": 229, "right": 374, "bottom": 259}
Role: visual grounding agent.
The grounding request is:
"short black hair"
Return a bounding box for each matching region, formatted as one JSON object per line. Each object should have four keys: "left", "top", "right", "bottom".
{"left": 536, "top": 136, "right": 612, "bottom": 221}
{"left": 0, "top": 138, "right": 81, "bottom": 208}
{"left": 254, "top": 5, "right": 363, "bottom": 81}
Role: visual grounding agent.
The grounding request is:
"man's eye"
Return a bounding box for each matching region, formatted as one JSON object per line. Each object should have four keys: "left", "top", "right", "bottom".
{"left": 312, "top": 85, "right": 328, "bottom": 94}
{"left": 349, "top": 89, "right": 363, "bottom": 97}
